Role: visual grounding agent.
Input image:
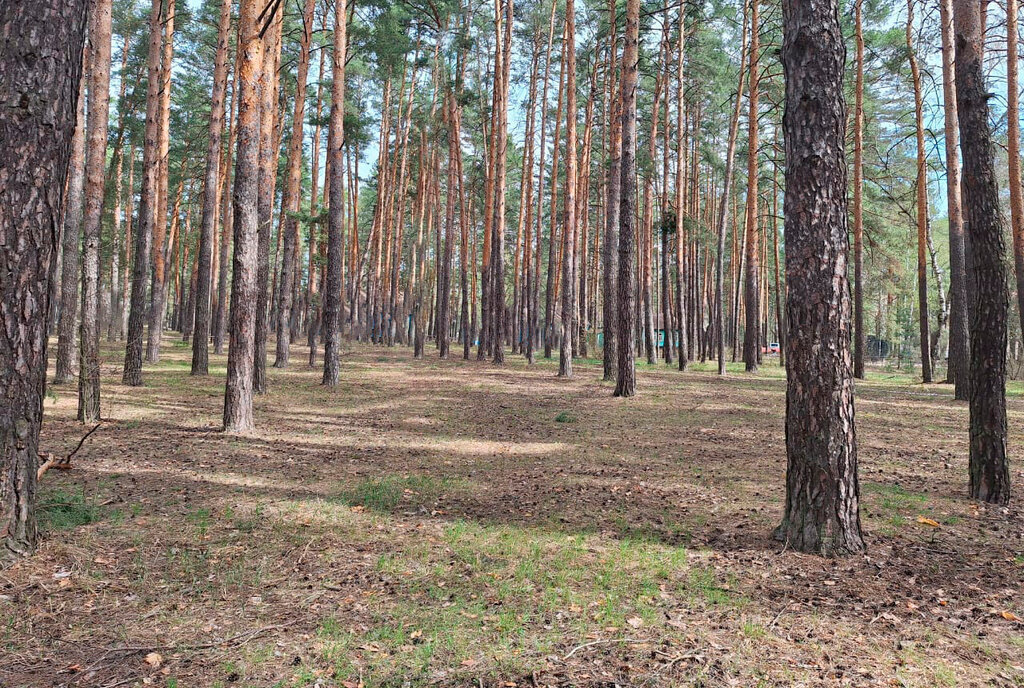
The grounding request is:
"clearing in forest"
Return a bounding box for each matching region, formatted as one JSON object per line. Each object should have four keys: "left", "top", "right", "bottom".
{"left": 1, "top": 339, "right": 1022, "bottom": 687}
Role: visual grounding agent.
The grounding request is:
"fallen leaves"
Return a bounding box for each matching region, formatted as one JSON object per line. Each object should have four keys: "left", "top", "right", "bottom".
{"left": 143, "top": 652, "right": 162, "bottom": 668}
{"left": 915, "top": 516, "right": 941, "bottom": 528}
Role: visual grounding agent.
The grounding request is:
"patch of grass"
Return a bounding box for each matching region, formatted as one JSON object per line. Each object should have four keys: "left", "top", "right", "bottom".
{"left": 37, "top": 488, "right": 102, "bottom": 532}
{"left": 339, "top": 475, "right": 459, "bottom": 513}
{"left": 555, "top": 411, "right": 576, "bottom": 423}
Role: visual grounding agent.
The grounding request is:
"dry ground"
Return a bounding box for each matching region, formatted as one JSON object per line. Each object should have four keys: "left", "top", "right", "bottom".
{"left": 1, "top": 336, "right": 1023, "bottom": 687}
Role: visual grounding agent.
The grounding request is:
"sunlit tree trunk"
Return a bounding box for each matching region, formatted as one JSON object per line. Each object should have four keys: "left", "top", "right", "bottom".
{"left": 223, "top": 0, "right": 265, "bottom": 432}
{"left": 78, "top": 0, "right": 114, "bottom": 423}
{"left": 146, "top": 0, "right": 175, "bottom": 364}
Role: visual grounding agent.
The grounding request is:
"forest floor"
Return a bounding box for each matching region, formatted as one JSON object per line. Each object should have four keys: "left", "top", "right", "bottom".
{"left": 2, "top": 337, "right": 1023, "bottom": 687}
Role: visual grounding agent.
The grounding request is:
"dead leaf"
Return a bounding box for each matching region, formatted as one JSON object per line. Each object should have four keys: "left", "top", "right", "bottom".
{"left": 916, "top": 516, "right": 940, "bottom": 528}
{"left": 626, "top": 616, "right": 644, "bottom": 628}
{"left": 461, "top": 658, "right": 477, "bottom": 667}
{"left": 1001, "top": 611, "right": 1020, "bottom": 622}
{"left": 143, "top": 652, "right": 162, "bottom": 668}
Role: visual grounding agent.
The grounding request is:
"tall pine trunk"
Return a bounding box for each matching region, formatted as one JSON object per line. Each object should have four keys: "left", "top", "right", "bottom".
{"left": 79, "top": 0, "right": 114, "bottom": 422}
{"left": 613, "top": 0, "right": 640, "bottom": 397}
{"left": 776, "top": 0, "right": 864, "bottom": 555}
{"left": 953, "top": 0, "right": 1011, "bottom": 503}
{"left": 322, "top": 0, "right": 348, "bottom": 386}
{"left": 223, "top": 0, "right": 265, "bottom": 432}
{"left": 192, "top": 0, "right": 232, "bottom": 375}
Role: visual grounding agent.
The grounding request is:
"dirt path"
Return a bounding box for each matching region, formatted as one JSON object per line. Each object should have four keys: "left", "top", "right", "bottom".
{"left": 2, "top": 339, "right": 1022, "bottom": 687}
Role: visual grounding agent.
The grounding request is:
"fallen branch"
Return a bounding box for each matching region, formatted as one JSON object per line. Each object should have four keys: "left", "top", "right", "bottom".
{"left": 563, "top": 637, "right": 648, "bottom": 660}
{"left": 37, "top": 422, "right": 101, "bottom": 480}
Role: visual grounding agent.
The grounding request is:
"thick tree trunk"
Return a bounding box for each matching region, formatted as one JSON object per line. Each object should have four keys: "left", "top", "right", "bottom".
{"left": 191, "top": 0, "right": 232, "bottom": 376}
{"left": 55, "top": 73, "right": 86, "bottom": 386}
{"left": 613, "top": 0, "right": 640, "bottom": 397}
{"left": 79, "top": 0, "right": 114, "bottom": 423}
{"left": 953, "top": 0, "right": 1011, "bottom": 504}
{"left": 322, "top": 0, "right": 347, "bottom": 386}
{"left": 124, "top": 0, "right": 165, "bottom": 386}
{"left": 776, "top": 0, "right": 864, "bottom": 555}
{"left": 0, "top": 0, "right": 89, "bottom": 565}
{"left": 223, "top": 0, "right": 265, "bottom": 432}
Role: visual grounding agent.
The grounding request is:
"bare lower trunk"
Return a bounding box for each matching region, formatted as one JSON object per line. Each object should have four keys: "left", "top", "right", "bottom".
{"left": 55, "top": 75, "right": 86, "bottom": 385}
{"left": 954, "top": 0, "right": 1011, "bottom": 504}
{"left": 78, "top": 0, "right": 114, "bottom": 423}
{"left": 776, "top": 0, "right": 864, "bottom": 555}
{"left": 223, "top": 0, "right": 265, "bottom": 433}
{"left": 192, "top": 0, "right": 232, "bottom": 376}
{"left": 322, "top": 0, "right": 347, "bottom": 387}
{"left": 0, "top": 0, "right": 89, "bottom": 565}
{"left": 613, "top": 0, "right": 640, "bottom": 397}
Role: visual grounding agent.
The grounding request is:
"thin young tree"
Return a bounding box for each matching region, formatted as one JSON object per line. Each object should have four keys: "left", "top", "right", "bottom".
{"left": 1008, "top": 0, "right": 1024, "bottom": 343}
{"left": 323, "top": 0, "right": 348, "bottom": 386}
{"left": 0, "top": 0, "right": 89, "bottom": 563}
{"left": 559, "top": 0, "right": 577, "bottom": 378}
{"left": 124, "top": 0, "right": 166, "bottom": 386}
{"left": 714, "top": 0, "right": 749, "bottom": 375}
{"left": 147, "top": 0, "right": 175, "bottom": 364}
{"left": 55, "top": 73, "right": 86, "bottom": 385}
{"left": 852, "top": 0, "right": 865, "bottom": 379}
{"left": 602, "top": 0, "right": 621, "bottom": 381}
{"left": 940, "top": 0, "right": 968, "bottom": 398}
{"left": 191, "top": 0, "right": 233, "bottom": 376}
{"left": 742, "top": 0, "right": 760, "bottom": 373}
{"left": 675, "top": 5, "right": 688, "bottom": 371}
{"left": 907, "top": 0, "right": 931, "bottom": 383}
{"left": 79, "top": 0, "right": 115, "bottom": 423}
{"left": 223, "top": 0, "right": 265, "bottom": 432}
{"left": 614, "top": 0, "right": 640, "bottom": 397}
{"left": 954, "top": 0, "right": 1011, "bottom": 503}
{"left": 775, "top": 0, "right": 864, "bottom": 554}
{"left": 275, "top": 0, "right": 317, "bottom": 368}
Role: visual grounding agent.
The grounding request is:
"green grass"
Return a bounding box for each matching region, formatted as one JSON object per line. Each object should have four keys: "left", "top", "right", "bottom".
{"left": 36, "top": 488, "right": 103, "bottom": 532}
{"left": 302, "top": 509, "right": 747, "bottom": 686}
{"left": 554, "top": 410, "right": 576, "bottom": 423}
{"left": 339, "top": 475, "right": 461, "bottom": 513}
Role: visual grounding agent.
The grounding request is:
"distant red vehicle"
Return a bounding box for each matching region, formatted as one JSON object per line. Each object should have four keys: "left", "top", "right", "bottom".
{"left": 762, "top": 342, "right": 781, "bottom": 355}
